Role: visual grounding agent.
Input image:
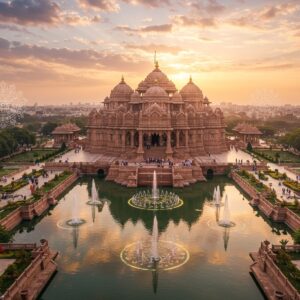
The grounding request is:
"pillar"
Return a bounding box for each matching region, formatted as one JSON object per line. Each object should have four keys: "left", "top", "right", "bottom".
{"left": 185, "top": 130, "right": 189, "bottom": 147}
{"left": 121, "top": 130, "right": 125, "bottom": 151}
{"left": 130, "top": 131, "right": 135, "bottom": 148}
{"left": 165, "top": 131, "right": 173, "bottom": 158}
{"left": 137, "top": 130, "right": 144, "bottom": 155}
{"left": 176, "top": 130, "right": 180, "bottom": 148}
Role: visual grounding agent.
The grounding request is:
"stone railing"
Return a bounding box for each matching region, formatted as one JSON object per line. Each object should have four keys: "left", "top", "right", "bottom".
{"left": 232, "top": 171, "right": 300, "bottom": 231}
{"left": 0, "top": 240, "right": 57, "bottom": 300}
{"left": 0, "top": 172, "right": 78, "bottom": 231}
{"left": 251, "top": 241, "right": 300, "bottom": 300}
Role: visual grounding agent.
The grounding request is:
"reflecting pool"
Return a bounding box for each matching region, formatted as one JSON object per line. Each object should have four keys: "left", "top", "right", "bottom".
{"left": 13, "top": 177, "right": 292, "bottom": 300}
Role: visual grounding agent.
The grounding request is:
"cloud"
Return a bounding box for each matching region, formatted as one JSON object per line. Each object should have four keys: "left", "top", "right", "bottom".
{"left": 0, "top": 37, "right": 149, "bottom": 71}
{"left": 62, "top": 12, "right": 102, "bottom": 25}
{"left": 228, "top": 2, "right": 300, "bottom": 29}
{"left": 115, "top": 23, "right": 173, "bottom": 33}
{"left": 188, "top": 0, "right": 226, "bottom": 15}
{"left": 172, "top": 15, "right": 216, "bottom": 28}
{"left": 122, "top": 0, "right": 170, "bottom": 8}
{"left": 125, "top": 43, "right": 183, "bottom": 54}
{"left": 0, "top": 24, "right": 34, "bottom": 34}
{"left": 0, "top": 0, "right": 61, "bottom": 25}
{"left": 78, "top": 0, "right": 119, "bottom": 12}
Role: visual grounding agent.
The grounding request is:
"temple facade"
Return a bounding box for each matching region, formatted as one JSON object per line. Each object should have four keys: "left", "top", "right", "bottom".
{"left": 86, "top": 63, "right": 227, "bottom": 160}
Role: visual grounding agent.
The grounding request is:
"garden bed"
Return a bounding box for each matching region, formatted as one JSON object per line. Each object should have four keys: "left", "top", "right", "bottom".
{"left": 276, "top": 249, "right": 300, "bottom": 292}
{"left": 0, "top": 249, "right": 32, "bottom": 294}
{"left": 252, "top": 149, "right": 300, "bottom": 163}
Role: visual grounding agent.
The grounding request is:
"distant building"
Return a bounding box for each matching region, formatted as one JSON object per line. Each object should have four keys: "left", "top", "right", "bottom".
{"left": 52, "top": 123, "right": 80, "bottom": 147}
{"left": 233, "top": 123, "right": 262, "bottom": 145}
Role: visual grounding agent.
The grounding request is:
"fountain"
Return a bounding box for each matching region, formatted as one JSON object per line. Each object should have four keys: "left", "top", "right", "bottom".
{"left": 87, "top": 179, "right": 102, "bottom": 205}
{"left": 151, "top": 215, "right": 160, "bottom": 262}
{"left": 120, "top": 215, "right": 189, "bottom": 271}
{"left": 128, "top": 171, "right": 184, "bottom": 210}
{"left": 218, "top": 195, "right": 235, "bottom": 228}
{"left": 66, "top": 194, "right": 86, "bottom": 227}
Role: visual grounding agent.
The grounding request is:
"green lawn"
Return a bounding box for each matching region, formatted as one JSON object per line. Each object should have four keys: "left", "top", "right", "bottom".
{"left": 254, "top": 149, "right": 300, "bottom": 163}
{"left": 4, "top": 149, "right": 57, "bottom": 163}
{"left": 0, "top": 167, "right": 19, "bottom": 177}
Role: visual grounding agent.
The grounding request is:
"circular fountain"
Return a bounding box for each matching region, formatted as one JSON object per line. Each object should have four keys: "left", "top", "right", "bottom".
{"left": 120, "top": 215, "right": 189, "bottom": 271}
{"left": 128, "top": 171, "right": 184, "bottom": 211}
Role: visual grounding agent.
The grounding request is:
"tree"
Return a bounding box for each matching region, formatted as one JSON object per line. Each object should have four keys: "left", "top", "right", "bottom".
{"left": 247, "top": 142, "right": 253, "bottom": 152}
{"left": 293, "top": 229, "right": 300, "bottom": 244}
{"left": 41, "top": 122, "right": 58, "bottom": 136}
{"left": 0, "top": 225, "right": 12, "bottom": 243}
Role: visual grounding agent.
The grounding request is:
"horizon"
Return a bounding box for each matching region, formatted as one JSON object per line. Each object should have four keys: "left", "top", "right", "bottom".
{"left": 0, "top": 0, "right": 300, "bottom": 105}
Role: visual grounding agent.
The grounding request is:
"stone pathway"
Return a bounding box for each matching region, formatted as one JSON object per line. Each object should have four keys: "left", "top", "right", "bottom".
{"left": 55, "top": 149, "right": 103, "bottom": 163}
{"left": 0, "top": 170, "right": 61, "bottom": 208}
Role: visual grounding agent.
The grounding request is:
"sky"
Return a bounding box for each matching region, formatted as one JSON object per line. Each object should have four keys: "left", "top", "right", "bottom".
{"left": 0, "top": 0, "right": 299, "bottom": 105}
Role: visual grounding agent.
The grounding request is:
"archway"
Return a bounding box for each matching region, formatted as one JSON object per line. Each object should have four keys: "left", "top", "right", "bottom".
{"left": 97, "top": 169, "right": 106, "bottom": 178}
{"left": 206, "top": 168, "right": 214, "bottom": 179}
{"left": 151, "top": 134, "right": 160, "bottom": 146}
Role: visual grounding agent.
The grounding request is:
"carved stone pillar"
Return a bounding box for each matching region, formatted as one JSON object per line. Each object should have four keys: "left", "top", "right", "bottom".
{"left": 185, "top": 130, "right": 189, "bottom": 147}
{"left": 130, "top": 131, "right": 135, "bottom": 148}
{"left": 165, "top": 130, "right": 173, "bottom": 158}
{"left": 137, "top": 130, "right": 144, "bottom": 156}
{"left": 121, "top": 130, "right": 125, "bottom": 151}
{"left": 176, "top": 130, "right": 180, "bottom": 148}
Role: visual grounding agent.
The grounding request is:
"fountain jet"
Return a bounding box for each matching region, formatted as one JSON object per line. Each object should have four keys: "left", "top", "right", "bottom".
{"left": 151, "top": 215, "right": 160, "bottom": 262}
{"left": 219, "top": 195, "right": 234, "bottom": 227}
{"left": 152, "top": 171, "right": 158, "bottom": 200}
{"left": 87, "top": 179, "right": 102, "bottom": 205}
{"left": 67, "top": 193, "right": 85, "bottom": 226}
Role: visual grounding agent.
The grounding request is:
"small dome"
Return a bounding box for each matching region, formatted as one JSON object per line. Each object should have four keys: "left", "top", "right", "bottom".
{"left": 180, "top": 77, "right": 203, "bottom": 101}
{"left": 171, "top": 91, "right": 182, "bottom": 102}
{"left": 110, "top": 76, "right": 133, "bottom": 99}
{"left": 144, "top": 86, "right": 168, "bottom": 101}
{"left": 131, "top": 91, "right": 141, "bottom": 102}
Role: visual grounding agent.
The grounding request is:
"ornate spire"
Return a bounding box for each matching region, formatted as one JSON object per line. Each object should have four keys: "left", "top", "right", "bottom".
{"left": 189, "top": 75, "right": 193, "bottom": 83}
{"left": 154, "top": 50, "right": 159, "bottom": 69}
{"left": 121, "top": 75, "right": 125, "bottom": 83}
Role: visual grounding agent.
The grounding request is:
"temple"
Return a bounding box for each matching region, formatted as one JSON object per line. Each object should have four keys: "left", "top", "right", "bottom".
{"left": 86, "top": 62, "right": 227, "bottom": 161}
{"left": 233, "top": 123, "right": 262, "bottom": 146}
{"left": 52, "top": 123, "right": 80, "bottom": 147}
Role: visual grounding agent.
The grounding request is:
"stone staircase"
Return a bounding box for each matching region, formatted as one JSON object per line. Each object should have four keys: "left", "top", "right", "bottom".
{"left": 137, "top": 166, "right": 172, "bottom": 186}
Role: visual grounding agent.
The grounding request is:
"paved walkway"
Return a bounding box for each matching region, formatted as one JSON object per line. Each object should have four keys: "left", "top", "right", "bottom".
{"left": 196, "top": 147, "right": 254, "bottom": 164}
{"left": 54, "top": 149, "right": 103, "bottom": 163}
{"left": 0, "top": 164, "right": 44, "bottom": 186}
{"left": 0, "top": 171, "right": 61, "bottom": 208}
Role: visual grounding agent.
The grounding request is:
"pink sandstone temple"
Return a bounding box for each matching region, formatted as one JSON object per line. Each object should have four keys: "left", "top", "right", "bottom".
{"left": 86, "top": 62, "right": 227, "bottom": 161}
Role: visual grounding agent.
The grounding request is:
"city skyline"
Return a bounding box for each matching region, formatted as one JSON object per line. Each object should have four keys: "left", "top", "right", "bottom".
{"left": 0, "top": 0, "right": 300, "bottom": 105}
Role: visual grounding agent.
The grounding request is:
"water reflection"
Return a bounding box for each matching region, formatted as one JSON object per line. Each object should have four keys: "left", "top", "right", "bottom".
{"left": 11, "top": 176, "right": 293, "bottom": 300}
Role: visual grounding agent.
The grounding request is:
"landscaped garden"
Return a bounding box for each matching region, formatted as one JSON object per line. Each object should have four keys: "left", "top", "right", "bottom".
{"left": 0, "top": 167, "right": 20, "bottom": 178}
{"left": 275, "top": 248, "right": 300, "bottom": 292}
{"left": 0, "top": 171, "right": 73, "bottom": 222}
{"left": 3, "top": 149, "right": 58, "bottom": 163}
{"left": 0, "top": 248, "right": 32, "bottom": 294}
{"left": 252, "top": 149, "right": 300, "bottom": 163}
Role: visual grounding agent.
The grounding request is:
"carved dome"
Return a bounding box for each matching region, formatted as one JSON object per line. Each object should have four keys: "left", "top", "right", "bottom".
{"left": 144, "top": 86, "right": 169, "bottom": 101}
{"left": 171, "top": 91, "right": 182, "bottom": 102}
{"left": 110, "top": 76, "right": 133, "bottom": 100}
{"left": 137, "top": 63, "right": 176, "bottom": 93}
{"left": 180, "top": 77, "right": 203, "bottom": 101}
{"left": 131, "top": 91, "right": 141, "bottom": 102}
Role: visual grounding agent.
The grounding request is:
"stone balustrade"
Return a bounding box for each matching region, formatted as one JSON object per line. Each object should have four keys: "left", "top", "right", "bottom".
{"left": 232, "top": 171, "right": 300, "bottom": 231}
{"left": 0, "top": 240, "right": 57, "bottom": 300}
{"left": 0, "top": 173, "right": 78, "bottom": 231}
{"left": 250, "top": 241, "right": 300, "bottom": 300}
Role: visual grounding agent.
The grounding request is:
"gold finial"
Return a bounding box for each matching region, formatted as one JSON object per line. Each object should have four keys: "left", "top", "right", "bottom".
{"left": 189, "top": 75, "right": 192, "bottom": 83}
{"left": 121, "top": 75, "right": 124, "bottom": 83}
{"left": 154, "top": 50, "right": 159, "bottom": 68}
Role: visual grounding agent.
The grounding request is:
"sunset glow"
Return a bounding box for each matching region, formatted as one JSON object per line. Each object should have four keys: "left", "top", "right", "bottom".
{"left": 0, "top": 0, "right": 299, "bottom": 104}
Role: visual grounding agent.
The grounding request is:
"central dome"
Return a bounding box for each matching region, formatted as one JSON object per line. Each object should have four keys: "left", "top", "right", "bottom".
{"left": 144, "top": 86, "right": 169, "bottom": 101}
{"left": 137, "top": 63, "right": 176, "bottom": 93}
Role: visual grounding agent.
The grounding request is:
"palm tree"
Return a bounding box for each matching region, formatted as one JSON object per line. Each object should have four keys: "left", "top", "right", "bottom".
{"left": 280, "top": 239, "right": 289, "bottom": 250}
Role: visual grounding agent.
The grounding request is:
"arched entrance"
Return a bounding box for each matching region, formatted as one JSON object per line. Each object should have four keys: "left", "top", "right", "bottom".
{"left": 97, "top": 169, "right": 106, "bottom": 178}
{"left": 151, "top": 133, "right": 160, "bottom": 146}
{"left": 206, "top": 168, "right": 214, "bottom": 179}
